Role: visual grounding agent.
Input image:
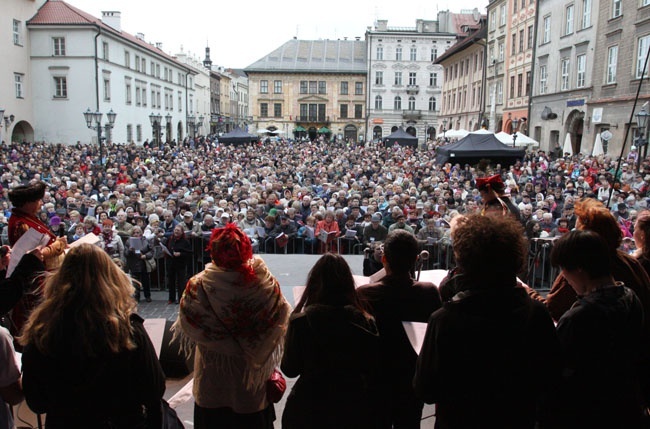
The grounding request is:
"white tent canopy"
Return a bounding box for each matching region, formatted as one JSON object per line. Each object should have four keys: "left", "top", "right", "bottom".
{"left": 495, "top": 131, "right": 539, "bottom": 147}
{"left": 592, "top": 133, "right": 604, "bottom": 156}
{"left": 443, "top": 129, "right": 470, "bottom": 139}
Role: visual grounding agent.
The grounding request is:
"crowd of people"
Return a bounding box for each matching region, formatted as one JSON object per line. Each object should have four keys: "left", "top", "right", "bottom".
{"left": 3, "top": 136, "right": 650, "bottom": 428}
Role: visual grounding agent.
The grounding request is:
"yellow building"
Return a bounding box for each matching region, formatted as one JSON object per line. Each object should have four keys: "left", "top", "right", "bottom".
{"left": 245, "top": 39, "right": 367, "bottom": 142}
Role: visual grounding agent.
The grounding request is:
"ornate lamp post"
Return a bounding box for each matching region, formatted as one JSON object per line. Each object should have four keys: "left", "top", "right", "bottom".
{"left": 165, "top": 113, "right": 172, "bottom": 143}
{"left": 442, "top": 118, "right": 448, "bottom": 143}
{"left": 511, "top": 117, "right": 519, "bottom": 148}
{"left": 148, "top": 112, "right": 162, "bottom": 147}
{"left": 600, "top": 129, "right": 612, "bottom": 155}
{"left": 635, "top": 106, "right": 649, "bottom": 171}
{"left": 187, "top": 114, "right": 195, "bottom": 139}
{"left": 83, "top": 108, "right": 116, "bottom": 167}
{"left": 0, "top": 108, "right": 15, "bottom": 144}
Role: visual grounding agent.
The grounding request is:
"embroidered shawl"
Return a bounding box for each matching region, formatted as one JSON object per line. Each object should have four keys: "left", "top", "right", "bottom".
{"left": 172, "top": 256, "right": 290, "bottom": 389}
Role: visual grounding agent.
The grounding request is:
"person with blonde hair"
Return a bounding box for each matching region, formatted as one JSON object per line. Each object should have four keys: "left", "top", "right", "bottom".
{"left": 20, "top": 244, "right": 165, "bottom": 428}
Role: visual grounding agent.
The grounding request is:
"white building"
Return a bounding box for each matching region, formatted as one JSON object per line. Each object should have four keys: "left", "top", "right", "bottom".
{"left": 27, "top": 0, "right": 196, "bottom": 145}
{"left": 1, "top": 0, "right": 46, "bottom": 144}
{"left": 365, "top": 15, "right": 475, "bottom": 144}
{"left": 174, "top": 49, "right": 211, "bottom": 138}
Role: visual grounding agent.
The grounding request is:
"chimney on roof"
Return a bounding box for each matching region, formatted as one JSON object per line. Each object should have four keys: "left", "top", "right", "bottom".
{"left": 376, "top": 20, "right": 388, "bottom": 31}
{"left": 136, "top": 32, "right": 145, "bottom": 41}
{"left": 155, "top": 42, "right": 163, "bottom": 49}
{"left": 203, "top": 46, "right": 212, "bottom": 69}
{"left": 355, "top": 36, "right": 360, "bottom": 41}
{"left": 101, "top": 11, "right": 121, "bottom": 32}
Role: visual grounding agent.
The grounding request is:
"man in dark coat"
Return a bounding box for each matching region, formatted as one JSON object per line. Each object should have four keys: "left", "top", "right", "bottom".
{"left": 357, "top": 230, "right": 442, "bottom": 429}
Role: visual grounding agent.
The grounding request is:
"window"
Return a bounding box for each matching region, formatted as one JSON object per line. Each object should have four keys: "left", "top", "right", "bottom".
{"left": 500, "top": 5, "right": 506, "bottom": 26}
{"left": 125, "top": 51, "right": 130, "bottom": 68}
{"left": 408, "top": 96, "right": 416, "bottom": 110}
{"left": 375, "top": 71, "right": 384, "bottom": 85}
{"left": 497, "top": 81, "right": 503, "bottom": 103}
{"left": 429, "top": 72, "right": 438, "bottom": 87}
{"left": 431, "top": 47, "right": 438, "bottom": 61}
{"left": 607, "top": 45, "right": 618, "bottom": 84}
{"left": 395, "top": 46, "right": 402, "bottom": 61}
{"left": 527, "top": 25, "right": 534, "bottom": 49}
{"left": 300, "top": 81, "right": 308, "bottom": 94}
{"left": 141, "top": 58, "right": 146, "bottom": 73}
{"left": 340, "top": 81, "right": 348, "bottom": 94}
{"left": 582, "top": 0, "right": 591, "bottom": 28}
{"left": 156, "top": 64, "right": 160, "bottom": 78}
{"left": 53, "top": 37, "right": 65, "bottom": 56}
{"left": 260, "top": 103, "right": 268, "bottom": 117}
{"left": 576, "top": 54, "right": 586, "bottom": 87}
{"left": 355, "top": 82, "right": 363, "bottom": 95}
{"left": 274, "top": 103, "right": 282, "bottom": 118}
{"left": 510, "top": 75, "right": 516, "bottom": 98}
{"left": 54, "top": 76, "right": 67, "bottom": 98}
{"left": 341, "top": 103, "right": 350, "bottom": 117}
{"left": 136, "top": 125, "right": 142, "bottom": 142}
{"left": 519, "top": 29, "right": 524, "bottom": 53}
{"left": 13, "top": 20, "right": 22, "bottom": 45}
{"left": 490, "top": 10, "right": 496, "bottom": 29}
{"left": 512, "top": 34, "right": 517, "bottom": 54}
{"left": 428, "top": 97, "right": 437, "bottom": 111}
{"left": 373, "top": 96, "right": 382, "bottom": 111}
{"left": 543, "top": 16, "right": 551, "bottom": 44}
{"left": 395, "top": 71, "right": 402, "bottom": 85}
{"left": 318, "top": 81, "right": 326, "bottom": 94}
{"left": 377, "top": 46, "right": 384, "bottom": 60}
{"left": 498, "top": 41, "right": 504, "bottom": 61}
{"left": 565, "top": 5, "right": 574, "bottom": 35}
{"left": 151, "top": 61, "right": 155, "bottom": 76}
{"left": 260, "top": 80, "right": 268, "bottom": 94}
{"left": 526, "top": 71, "right": 531, "bottom": 95}
{"left": 127, "top": 125, "right": 133, "bottom": 142}
{"left": 644, "top": 0, "right": 650, "bottom": 6}
{"left": 142, "top": 87, "right": 147, "bottom": 107}
{"left": 612, "top": 0, "right": 622, "bottom": 17}
{"left": 274, "top": 80, "right": 282, "bottom": 93}
{"left": 104, "top": 78, "right": 111, "bottom": 101}
{"left": 14, "top": 73, "right": 23, "bottom": 98}
{"left": 354, "top": 104, "right": 362, "bottom": 119}
{"left": 309, "top": 81, "right": 317, "bottom": 94}
{"left": 102, "top": 42, "right": 109, "bottom": 60}
{"left": 517, "top": 73, "right": 523, "bottom": 97}
{"left": 394, "top": 96, "right": 402, "bottom": 110}
{"left": 561, "top": 58, "right": 570, "bottom": 90}
{"left": 410, "top": 46, "right": 417, "bottom": 61}
{"left": 126, "top": 82, "right": 132, "bottom": 104}
{"left": 408, "top": 72, "right": 417, "bottom": 85}
{"left": 637, "top": 35, "right": 650, "bottom": 79}
{"left": 513, "top": 0, "right": 518, "bottom": 13}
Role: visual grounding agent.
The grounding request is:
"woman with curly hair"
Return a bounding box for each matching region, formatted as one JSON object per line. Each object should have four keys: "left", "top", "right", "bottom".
{"left": 414, "top": 215, "right": 559, "bottom": 429}
{"left": 20, "top": 244, "right": 165, "bottom": 428}
{"left": 633, "top": 209, "right": 650, "bottom": 275}
{"left": 173, "top": 223, "right": 290, "bottom": 429}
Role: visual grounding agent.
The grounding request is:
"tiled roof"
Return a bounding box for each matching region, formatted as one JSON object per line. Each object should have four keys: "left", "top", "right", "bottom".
{"left": 27, "top": 0, "right": 191, "bottom": 70}
{"left": 244, "top": 39, "right": 367, "bottom": 74}
{"left": 434, "top": 25, "right": 487, "bottom": 65}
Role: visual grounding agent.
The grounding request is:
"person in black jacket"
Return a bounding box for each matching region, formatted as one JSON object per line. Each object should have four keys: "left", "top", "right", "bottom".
{"left": 0, "top": 245, "right": 45, "bottom": 318}
{"left": 20, "top": 244, "right": 165, "bottom": 429}
{"left": 165, "top": 224, "right": 193, "bottom": 304}
{"left": 414, "top": 215, "right": 560, "bottom": 429}
{"left": 357, "top": 230, "right": 442, "bottom": 429}
{"left": 282, "top": 253, "right": 380, "bottom": 429}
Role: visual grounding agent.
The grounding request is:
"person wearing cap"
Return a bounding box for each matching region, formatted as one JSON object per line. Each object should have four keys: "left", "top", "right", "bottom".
{"left": 388, "top": 213, "right": 415, "bottom": 235}
{"left": 180, "top": 211, "right": 200, "bottom": 237}
{"left": 277, "top": 215, "right": 298, "bottom": 253}
{"left": 476, "top": 174, "right": 521, "bottom": 221}
{"left": 48, "top": 216, "right": 66, "bottom": 238}
{"left": 172, "top": 224, "right": 290, "bottom": 428}
{"left": 363, "top": 213, "right": 388, "bottom": 247}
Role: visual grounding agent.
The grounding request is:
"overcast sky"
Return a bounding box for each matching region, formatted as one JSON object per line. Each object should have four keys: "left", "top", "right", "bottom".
{"left": 65, "top": 0, "right": 487, "bottom": 69}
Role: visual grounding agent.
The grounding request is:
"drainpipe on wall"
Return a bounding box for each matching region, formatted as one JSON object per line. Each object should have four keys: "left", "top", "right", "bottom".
{"left": 528, "top": 0, "right": 541, "bottom": 141}
{"left": 94, "top": 26, "right": 102, "bottom": 111}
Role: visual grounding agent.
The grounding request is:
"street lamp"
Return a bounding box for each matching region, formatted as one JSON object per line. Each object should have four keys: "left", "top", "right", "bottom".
{"left": 187, "top": 114, "right": 195, "bottom": 139}
{"left": 442, "top": 118, "right": 448, "bottom": 142}
{"left": 83, "top": 108, "right": 116, "bottom": 167}
{"left": 511, "top": 117, "right": 519, "bottom": 147}
{"left": 196, "top": 115, "right": 204, "bottom": 137}
{"left": 635, "top": 106, "right": 649, "bottom": 170}
{"left": 0, "top": 108, "right": 15, "bottom": 144}
{"left": 165, "top": 113, "right": 172, "bottom": 143}
{"left": 148, "top": 112, "right": 162, "bottom": 147}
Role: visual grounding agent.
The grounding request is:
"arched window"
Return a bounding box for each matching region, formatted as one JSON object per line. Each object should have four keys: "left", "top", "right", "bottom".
{"left": 408, "top": 96, "right": 416, "bottom": 111}
{"left": 394, "top": 96, "right": 402, "bottom": 110}
{"left": 375, "top": 95, "right": 383, "bottom": 110}
{"left": 428, "top": 97, "right": 437, "bottom": 111}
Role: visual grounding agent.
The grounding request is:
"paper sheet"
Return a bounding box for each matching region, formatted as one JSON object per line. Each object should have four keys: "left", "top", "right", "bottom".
{"left": 67, "top": 232, "right": 100, "bottom": 249}
{"left": 403, "top": 321, "right": 428, "bottom": 355}
{"left": 6, "top": 228, "right": 50, "bottom": 277}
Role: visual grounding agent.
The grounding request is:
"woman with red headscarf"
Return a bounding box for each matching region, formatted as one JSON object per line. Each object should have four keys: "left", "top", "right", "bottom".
{"left": 476, "top": 174, "right": 521, "bottom": 221}
{"left": 173, "top": 223, "right": 290, "bottom": 429}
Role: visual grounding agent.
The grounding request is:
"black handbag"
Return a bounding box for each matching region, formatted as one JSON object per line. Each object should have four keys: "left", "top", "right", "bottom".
{"left": 161, "top": 399, "right": 184, "bottom": 429}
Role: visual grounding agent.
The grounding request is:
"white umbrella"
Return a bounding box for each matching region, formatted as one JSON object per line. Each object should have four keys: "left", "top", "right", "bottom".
{"left": 562, "top": 133, "right": 573, "bottom": 156}
{"left": 257, "top": 128, "right": 270, "bottom": 134}
{"left": 495, "top": 131, "right": 539, "bottom": 147}
{"left": 592, "top": 133, "right": 604, "bottom": 157}
{"left": 444, "top": 129, "right": 470, "bottom": 139}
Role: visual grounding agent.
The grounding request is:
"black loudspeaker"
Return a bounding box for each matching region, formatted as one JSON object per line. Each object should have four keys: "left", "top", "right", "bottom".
{"left": 159, "top": 319, "right": 194, "bottom": 378}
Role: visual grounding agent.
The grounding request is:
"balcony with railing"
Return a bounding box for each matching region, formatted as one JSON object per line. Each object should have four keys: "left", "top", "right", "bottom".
{"left": 296, "top": 116, "right": 330, "bottom": 124}
{"left": 402, "top": 110, "right": 422, "bottom": 120}
{"left": 406, "top": 84, "right": 420, "bottom": 95}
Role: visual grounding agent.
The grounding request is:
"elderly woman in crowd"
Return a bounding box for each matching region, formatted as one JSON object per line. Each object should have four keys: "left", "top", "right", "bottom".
{"left": 20, "top": 244, "right": 165, "bottom": 428}
{"left": 173, "top": 224, "right": 290, "bottom": 429}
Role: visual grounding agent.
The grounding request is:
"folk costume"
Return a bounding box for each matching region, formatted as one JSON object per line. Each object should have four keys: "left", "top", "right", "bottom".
{"left": 173, "top": 224, "right": 290, "bottom": 428}
{"left": 476, "top": 175, "right": 521, "bottom": 221}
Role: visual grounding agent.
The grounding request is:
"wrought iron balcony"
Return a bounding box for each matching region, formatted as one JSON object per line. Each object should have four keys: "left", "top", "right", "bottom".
{"left": 402, "top": 110, "right": 422, "bottom": 120}
{"left": 406, "top": 84, "right": 420, "bottom": 95}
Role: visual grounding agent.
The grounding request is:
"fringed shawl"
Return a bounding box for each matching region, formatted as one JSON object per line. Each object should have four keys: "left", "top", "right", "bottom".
{"left": 172, "top": 256, "right": 290, "bottom": 390}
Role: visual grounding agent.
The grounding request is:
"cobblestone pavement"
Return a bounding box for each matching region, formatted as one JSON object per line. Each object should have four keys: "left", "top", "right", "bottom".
{"left": 137, "top": 254, "right": 435, "bottom": 428}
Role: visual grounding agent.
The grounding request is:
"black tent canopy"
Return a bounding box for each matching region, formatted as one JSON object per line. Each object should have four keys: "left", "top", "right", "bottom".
{"left": 383, "top": 128, "right": 418, "bottom": 147}
{"left": 435, "top": 131, "right": 525, "bottom": 166}
{"left": 218, "top": 127, "right": 258, "bottom": 145}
